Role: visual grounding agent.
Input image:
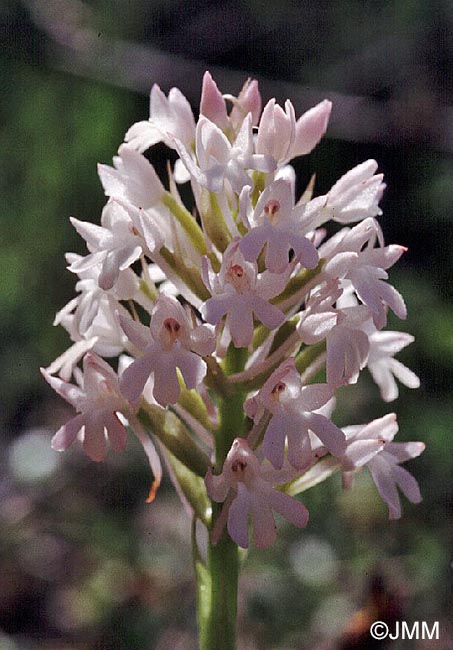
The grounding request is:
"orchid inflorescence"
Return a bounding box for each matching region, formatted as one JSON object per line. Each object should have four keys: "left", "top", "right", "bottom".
{"left": 42, "top": 72, "right": 423, "bottom": 551}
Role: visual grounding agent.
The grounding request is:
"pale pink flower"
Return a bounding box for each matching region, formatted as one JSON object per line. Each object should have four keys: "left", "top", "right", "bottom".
{"left": 124, "top": 83, "right": 195, "bottom": 153}
{"left": 206, "top": 438, "right": 309, "bottom": 549}
{"left": 98, "top": 144, "right": 164, "bottom": 209}
{"left": 119, "top": 294, "right": 215, "bottom": 406}
{"left": 245, "top": 359, "right": 346, "bottom": 469}
{"left": 201, "top": 240, "right": 288, "bottom": 347}
{"left": 238, "top": 179, "right": 319, "bottom": 273}
{"left": 41, "top": 353, "right": 129, "bottom": 461}
{"left": 341, "top": 413, "right": 424, "bottom": 519}
{"left": 69, "top": 200, "right": 160, "bottom": 290}
{"left": 43, "top": 353, "right": 162, "bottom": 501}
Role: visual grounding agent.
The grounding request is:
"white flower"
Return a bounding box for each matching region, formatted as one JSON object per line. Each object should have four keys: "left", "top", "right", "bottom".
{"left": 124, "top": 83, "right": 195, "bottom": 153}
{"left": 342, "top": 413, "right": 424, "bottom": 519}
{"left": 367, "top": 329, "right": 420, "bottom": 401}
{"left": 69, "top": 200, "right": 160, "bottom": 290}
{"left": 173, "top": 114, "right": 275, "bottom": 194}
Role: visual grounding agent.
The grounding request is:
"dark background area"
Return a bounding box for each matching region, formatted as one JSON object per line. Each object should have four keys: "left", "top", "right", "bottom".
{"left": 1, "top": 1, "right": 452, "bottom": 648}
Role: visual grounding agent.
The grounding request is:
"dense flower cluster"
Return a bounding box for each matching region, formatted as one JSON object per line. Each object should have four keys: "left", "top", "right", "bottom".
{"left": 43, "top": 72, "right": 423, "bottom": 549}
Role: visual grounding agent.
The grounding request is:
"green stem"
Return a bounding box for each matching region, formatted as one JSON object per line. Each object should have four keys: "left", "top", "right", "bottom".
{"left": 199, "top": 344, "right": 247, "bottom": 650}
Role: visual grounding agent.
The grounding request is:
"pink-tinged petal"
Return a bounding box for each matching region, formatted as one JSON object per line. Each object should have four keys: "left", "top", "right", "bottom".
{"left": 239, "top": 226, "right": 269, "bottom": 262}
{"left": 70, "top": 217, "right": 106, "bottom": 249}
{"left": 100, "top": 146, "right": 164, "bottom": 209}
{"left": 51, "top": 414, "right": 84, "bottom": 451}
{"left": 124, "top": 120, "right": 161, "bottom": 152}
{"left": 190, "top": 324, "right": 216, "bottom": 356}
{"left": 104, "top": 411, "right": 127, "bottom": 452}
{"left": 205, "top": 468, "right": 230, "bottom": 503}
{"left": 41, "top": 368, "right": 84, "bottom": 407}
{"left": 291, "top": 235, "right": 319, "bottom": 270}
{"left": 255, "top": 99, "right": 276, "bottom": 156}
{"left": 388, "top": 358, "right": 420, "bottom": 389}
{"left": 228, "top": 483, "right": 251, "bottom": 548}
{"left": 200, "top": 71, "right": 229, "bottom": 130}
{"left": 120, "top": 353, "right": 155, "bottom": 403}
{"left": 263, "top": 413, "right": 288, "bottom": 469}
{"left": 176, "top": 350, "right": 207, "bottom": 390}
{"left": 152, "top": 357, "right": 180, "bottom": 406}
{"left": 375, "top": 281, "right": 407, "bottom": 321}
{"left": 83, "top": 352, "right": 119, "bottom": 389}
{"left": 299, "top": 384, "right": 334, "bottom": 411}
{"left": 98, "top": 164, "right": 127, "bottom": 201}
{"left": 251, "top": 297, "right": 285, "bottom": 331}
{"left": 287, "top": 429, "right": 313, "bottom": 470}
{"left": 197, "top": 117, "right": 231, "bottom": 165}
{"left": 119, "top": 145, "right": 165, "bottom": 207}
{"left": 328, "top": 160, "right": 379, "bottom": 202}
{"left": 257, "top": 269, "right": 290, "bottom": 301}
{"left": 324, "top": 251, "right": 359, "bottom": 278}
{"left": 368, "top": 362, "right": 398, "bottom": 402}
{"left": 83, "top": 415, "right": 108, "bottom": 462}
{"left": 136, "top": 209, "right": 162, "bottom": 253}
{"left": 292, "top": 99, "right": 332, "bottom": 157}
{"left": 361, "top": 244, "right": 406, "bottom": 270}
{"left": 385, "top": 441, "right": 425, "bottom": 463}
{"left": 343, "top": 439, "right": 384, "bottom": 470}
{"left": 68, "top": 250, "right": 106, "bottom": 274}
{"left": 298, "top": 312, "right": 338, "bottom": 344}
{"left": 327, "top": 327, "right": 369, "bottom": 386}
{"left": 370, "top": 331, "right": 414, "bottom": 355}
{"left": 333, "top": 177, "right": 385, "bottom": 223}
{"left": 45, "top": 338, "right": 98, "bottom": 382}
{"left": 368, "top": 455, "right": 401, "bottom": 519}
{"left": 201, "top": 294, "right": 235, "bottom": 325}
{"left": 354, "top": 413, "right": 398, "bottom": 443}
{"left": 307, "top": 413, "right": 346, "bottom": 457}
{"left": 167, "top": 87, "right": 196, "bottom": 143}
{"left": 264, "top": 233, "right": 292, "bottom": 273}
{"left": 250, "top": 492, "right": 277, "bottom": 549}
{"left": 255, "top": 178, "right": 294, "bottom": 218}
{"left": 392, "top": 465, "right": 422, "bottom": 504}
{"left": 268, "top": 490, "right": 309, "bottom": 528}
{"left": 230, "top": 78, "right": 261, "bottom": 127}
{"left": 118, "top": 312, "right": 150, "bottom": 351}
{"left": 227, "top": 301, "right": 254, "bottom": 347}
{"left": 99, "top": 245, "right": 142, "bottom": 290}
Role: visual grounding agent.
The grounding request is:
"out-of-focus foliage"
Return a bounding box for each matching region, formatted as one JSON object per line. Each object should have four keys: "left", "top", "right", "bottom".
{"left": 1, "top": 0, "right": 452, "bottom": 648}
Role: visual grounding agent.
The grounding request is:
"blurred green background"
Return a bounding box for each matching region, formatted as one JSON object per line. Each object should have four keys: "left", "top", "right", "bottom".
{"left": 1, "top": 1, "right": 452, "bottom": 648}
